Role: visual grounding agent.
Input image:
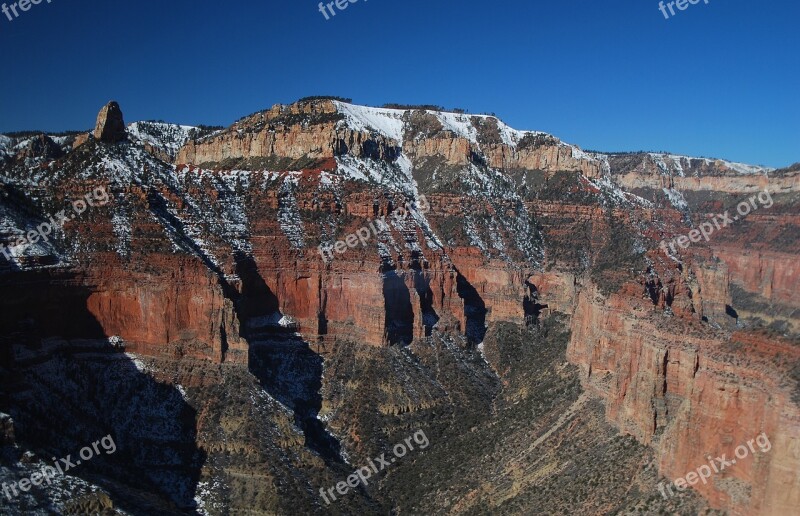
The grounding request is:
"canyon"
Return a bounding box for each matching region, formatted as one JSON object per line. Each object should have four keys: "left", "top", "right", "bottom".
{"left": 0, "top": 98, "right": 797, "bottom": 515}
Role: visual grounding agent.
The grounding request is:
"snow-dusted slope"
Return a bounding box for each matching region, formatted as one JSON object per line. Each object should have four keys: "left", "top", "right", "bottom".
{"left": 332, "top": 101, "right": 778, "bottom": 183}
{"left": 334, "top": 102, "right": 406, "bottom": 142}
{"left": 0, "top": 99, "right": 783, "bottom": 273}
{"left": 646, "top": 152, "right": 774, "bottom": 176}
{"left": 330, "top": 102, "right": 552, "bottom": 263}
{"left": 0, "top": 135, "right": 12, "bottom": 159}
{"left": 127, "top": 121, "right": 199, "bottom": 160}
{"left": 332, "top": 100, "right": 580, "bottom": 155}
{"left": 328, "top": 101, "right": 684, "bottom": 263}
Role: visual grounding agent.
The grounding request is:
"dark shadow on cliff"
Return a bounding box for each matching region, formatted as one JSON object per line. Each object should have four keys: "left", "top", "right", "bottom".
{"left": 231, "top": 252, "right": 342, "bottom": 464}
{"left": 0, "top": 270, "right": 205, "bottom": 514}
{"left": 248, "top": 337, "right": 342, "bottom": 463}
{"left": 523, "top": 280, "right": 549, "bottom": 326}
{"left": 411, "top": 255, "right": 440, "bottom": 338}
{"left": 383, "top": 268, "right": 415, "bottom": 345}
{"left": 456, "top": 271, "right": 487, "bottom": 344}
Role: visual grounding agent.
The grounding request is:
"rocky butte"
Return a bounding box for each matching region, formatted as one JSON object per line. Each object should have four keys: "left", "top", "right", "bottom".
{"left": 0, "top": 98, "right": 797, "bottom": 514}
{"left": 93, "top": 101, "right": 127, "bottom": 143}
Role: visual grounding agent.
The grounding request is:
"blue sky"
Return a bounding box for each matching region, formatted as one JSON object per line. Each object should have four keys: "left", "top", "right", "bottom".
{"left": 0, "top": 0, "right": 797, "bottom": 167}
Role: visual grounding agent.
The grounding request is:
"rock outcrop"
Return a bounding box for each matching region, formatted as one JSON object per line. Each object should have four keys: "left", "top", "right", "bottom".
{"left": 93, "top": 101, "right": 127, "bottom": 143}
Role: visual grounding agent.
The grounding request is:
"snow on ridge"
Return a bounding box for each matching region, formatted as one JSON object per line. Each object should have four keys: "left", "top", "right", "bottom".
{"left": 431, "top": 111, "right": 479, "bottom": 141}
{"left": 717, "top": 160, "right": 774, "bottom": 175}
{"left": 333, "top": 101, "right": 610, "bottom": 174}
{"left": 332, "top": 101, "right": 579, "bottom": 154}
{"left": 333, "top": 102, "right": 770, "bottom": 176}
{"left": 647, "top": 152, "right": 773, "bottom": 176}
{"left": 332, "top": 101, "right": 405, "bottom": 142}
{"left": 97, "top": 144, "right": 168, "bottom": 185}
{"left": 11, "top": 137, "right": 35, "bottom": 153}
{"left": 127, "top": 121, "right": 197, "bottom": 156}
{"left": 458, "top": 112, "right": 567, "bottom": 151}
{"left": 0, "top": 135, "right": 12, "bottom": 158}
{"left": 570, "top": 145, "right": 594, "bottom": 162}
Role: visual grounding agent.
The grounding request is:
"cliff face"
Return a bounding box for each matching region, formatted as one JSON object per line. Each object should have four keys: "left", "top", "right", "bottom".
{"left": 1, "top": 98, "right": 798, "bottom": 514}
{"left": 606, "top": 152, "right": 796, "bottom": 194}
{"left": 176, "top": 101, "right": 400, "bottom": 166}
{"left": 565, "top": 280, "right": 800, "bottom": 515}
{"left": 176, "top": 100, "right": 604, "bottom": 177}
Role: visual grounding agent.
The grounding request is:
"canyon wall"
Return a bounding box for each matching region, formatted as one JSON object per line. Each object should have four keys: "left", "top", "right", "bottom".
{"left": 1, "top": 99, "right": 797, "bottom": 514}
{"left": 565, "top": 281, "right": 800, "bottom": 515}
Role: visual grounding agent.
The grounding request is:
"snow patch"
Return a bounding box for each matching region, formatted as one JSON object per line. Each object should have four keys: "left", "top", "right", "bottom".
{"left": 662, "top": 187, "right": 689, "bottom": 211}
{"left": 648, "top": 153, "right": 773, "bottom": 176}
{"left": 333, "top": 101, "right": 405, "bottom": 142}
{"left": 277, "top": 174, "right": 306, "bottom": 249}
{"left": 127, "top": 122, "right": 197, "bottom": 159}
{"left": 0, "top": 135, "right": 12, "bottom": 158}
